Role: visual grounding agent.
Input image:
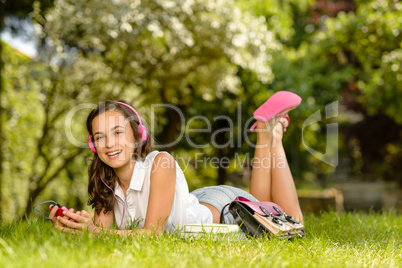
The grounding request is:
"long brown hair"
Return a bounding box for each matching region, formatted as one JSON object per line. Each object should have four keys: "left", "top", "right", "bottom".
{"left": 86, "top": 100, "right": 153, "bottom": 215}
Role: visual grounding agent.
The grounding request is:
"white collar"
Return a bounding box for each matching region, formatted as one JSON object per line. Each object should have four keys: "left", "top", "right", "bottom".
{"left": 115, "top": 151, "right": 159, "bottom": 195}
{"left": 129, "top": 159, "right": 145, "bottom": 191}
{"left": 114, "top": 158, "right": 144, "bottom": 200}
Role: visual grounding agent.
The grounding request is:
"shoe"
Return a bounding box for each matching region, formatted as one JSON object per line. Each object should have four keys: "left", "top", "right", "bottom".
{"left": 250, "top": 91, "right": 301, "bottom": 131}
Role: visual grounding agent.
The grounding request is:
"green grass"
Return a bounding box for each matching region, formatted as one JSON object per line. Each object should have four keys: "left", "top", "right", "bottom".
{"left": 0, "top": 212, "right": 401, "bottom": 267}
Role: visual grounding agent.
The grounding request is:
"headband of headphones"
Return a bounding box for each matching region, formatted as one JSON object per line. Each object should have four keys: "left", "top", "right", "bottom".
{"left": 87, "top": 101, "right": 148, "bottom": 154}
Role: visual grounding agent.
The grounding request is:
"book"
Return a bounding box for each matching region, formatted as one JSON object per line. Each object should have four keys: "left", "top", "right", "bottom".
{"left": 273, "top": 215, "right": 304, "bottom": 234}
{"left": 183, "top": 223, "right": 240, "bottom": 233}
{"left": 180, "top": 224, "right": 245, "bottom": 240}
{"left": 284, "top": 220, "right": 304, "bottom": 234}
{"left": 179, "top": 231, "right": 246, "bottom": 240}
{"left": 253, "top": 213, "right": 292, "bottom": 235}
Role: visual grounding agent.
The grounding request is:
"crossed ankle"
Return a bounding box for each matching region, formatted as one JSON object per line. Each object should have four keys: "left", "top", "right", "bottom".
{"left": 271, "top": 137, "right": 283, "bottom": 148}
{"left": 256, "top": 134, "right": 272, "bottom": 144}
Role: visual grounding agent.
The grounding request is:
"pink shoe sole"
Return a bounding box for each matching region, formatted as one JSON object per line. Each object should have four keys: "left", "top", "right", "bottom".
{"left": 250, "top": 91, "right": 301, "bottom": 131}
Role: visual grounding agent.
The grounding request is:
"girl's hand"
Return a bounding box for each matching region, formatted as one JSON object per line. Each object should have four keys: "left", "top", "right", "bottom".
{"left": 49, "top": 205, "right": 76, "bottom": 230}
{"left": 57, "top": 210, "right": 97, "bottom": 234}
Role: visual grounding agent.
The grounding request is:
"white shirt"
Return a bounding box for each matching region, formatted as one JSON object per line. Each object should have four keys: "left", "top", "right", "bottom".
{"left": 113, "top": 150, "right": 213, "bottom": 232}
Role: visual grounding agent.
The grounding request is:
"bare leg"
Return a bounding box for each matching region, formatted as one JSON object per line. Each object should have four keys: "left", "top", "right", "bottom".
{"left": 271, "top": 118, "right": 303, "bottom": 222}
{"left": 250, "top": 121, "right": 274, "bottom": 201}
{"left": 202, "top": 121, "right": 277, "bottom": 224}
{"left": 250, "top": 118, "right": 303, "bottom": 222}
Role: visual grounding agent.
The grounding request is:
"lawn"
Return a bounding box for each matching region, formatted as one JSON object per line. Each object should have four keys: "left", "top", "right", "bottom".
{"left": 0, "top": 212, "right": 400, "bottom": 267}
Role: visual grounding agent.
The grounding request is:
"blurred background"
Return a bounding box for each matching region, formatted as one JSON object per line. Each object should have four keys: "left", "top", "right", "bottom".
{"left": 0, "top": 0, "right": 401, "bottom": 221}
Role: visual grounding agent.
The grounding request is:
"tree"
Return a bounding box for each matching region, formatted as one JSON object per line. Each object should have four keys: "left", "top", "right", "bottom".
{"left": 232, "top": 0, "right": 402, "bottom": 193}
{"left": 40, "top": 0, "right": 279, "bottom": 184}
{"left": 314, "top": 0, "right": 402, "bottom": 185}
{"left": 2, "top": 29, "right": 137, "bottom": 219}
{"left": 0, "top": 0, "right": 54, "bottom": 220}
{"left": 1, "top": 0, "right": 281, "bottom": 220}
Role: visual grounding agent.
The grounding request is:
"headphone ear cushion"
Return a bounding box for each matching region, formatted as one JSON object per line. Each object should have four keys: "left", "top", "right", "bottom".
{"left": 88, "top": 138, "right": 97, "bottom": 153}
{"left": 139, "top": 125, "right": 147, "bottom": 142}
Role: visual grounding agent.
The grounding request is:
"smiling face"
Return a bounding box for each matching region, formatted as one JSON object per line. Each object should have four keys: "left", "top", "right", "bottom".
{"left": 91, "top": 110, "right": 136, "bottom": 172}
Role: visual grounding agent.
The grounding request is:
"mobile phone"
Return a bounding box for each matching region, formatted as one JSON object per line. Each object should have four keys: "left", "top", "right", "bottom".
{"left": 49, "top": 202, "right": 68, "bottom": 217}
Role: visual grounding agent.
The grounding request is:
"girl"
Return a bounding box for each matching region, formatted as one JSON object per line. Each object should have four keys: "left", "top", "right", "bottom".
{"left": 50, "top": 92, "right": 303, "bottom": 235}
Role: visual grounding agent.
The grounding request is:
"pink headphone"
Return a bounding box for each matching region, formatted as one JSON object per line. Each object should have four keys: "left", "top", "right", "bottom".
{"left": 88, "top": 101, "right": 148, "bottom": 154}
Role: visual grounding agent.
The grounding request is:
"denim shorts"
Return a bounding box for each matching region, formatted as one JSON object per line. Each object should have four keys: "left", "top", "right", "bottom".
{"left": 190, "top": 185, "right": 259, "bottom": 224}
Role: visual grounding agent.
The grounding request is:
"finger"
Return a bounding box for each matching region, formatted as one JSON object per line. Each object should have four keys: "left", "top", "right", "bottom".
{"left": 67, "top": 228, "right": 82, "bottom": 235}
{"left": 62, "top": 216, "right": 73, "bottom": 223}
{"left": 57, "top": 216, "right": 83, "bottom": 229}
{"left": 62, "top": 210, "right": 85, "bottom": 223}
{"left": 49, "top": 205, "right": 59, "bottom": 222}
{"left": 69, "top": 208, "right": 75, "bottom": 213}
{"left": 62, "top": 212, "right": 72, "bottom": 219}
{"left": 63, "top": 212, "right": 80, "bottom": 223}
{"left": 81, "top": 210, "right": 92, "bottom": 219}
{"left": 54, "top": 218, "right": 67, "bottom": 229}
{"left": 57, "top": 224, "right": 82, "bottom": 235}
{"left": 58, "top": 225, "right": 80, "bottom": 234}
{"left": 61, "top": 213, "right": 73, "bottom": 221}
